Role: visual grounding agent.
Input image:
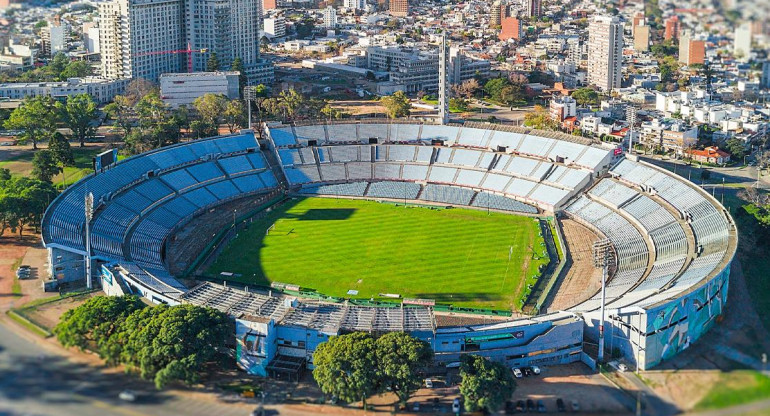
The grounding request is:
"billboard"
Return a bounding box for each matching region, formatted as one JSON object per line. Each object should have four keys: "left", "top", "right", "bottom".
{"left": 93, "top": 148, "right": 118, "bottom": 171}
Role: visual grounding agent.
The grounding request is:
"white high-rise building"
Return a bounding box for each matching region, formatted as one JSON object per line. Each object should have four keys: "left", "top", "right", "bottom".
{"left": 734, "top": 22, "right": 752, "bottom": 59}
{"left": 185, "top": 0, "right": 261, "bottom": 73}
{"left": 587, "top": 15, "right": 623, "bottom": 92}
{"left": 343, "top": 0, "right": 365, "bottom": 10}
{"left": 263, "top": 17, "right": 286, "bottom": 38}
{"left": 323, "top": 6, "right": 337, "bottom": 29}
{"left": 99, "top": 0, "right": 269, "bottom": 83}
{"left": 99, "top": 0, "right": 185, "bottom": 82}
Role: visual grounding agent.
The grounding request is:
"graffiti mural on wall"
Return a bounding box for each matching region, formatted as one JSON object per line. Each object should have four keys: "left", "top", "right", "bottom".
{"left": 643, "top": 265, "right": 731, "bottom": 368}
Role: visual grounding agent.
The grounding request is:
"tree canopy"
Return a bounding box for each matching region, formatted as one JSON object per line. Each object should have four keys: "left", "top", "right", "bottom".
{"left": 380, "top": 91, "right": 411, "bottom": 119}
{"left": 3, "top": 95, "right": 59, "bottom": 149}
{"left": 523, "top": 105, "right": 559, "bottom": 131}
{"left": 59, "top": 93, "right": 98, "bottom": 147}
{"left": 0, "top": 173, "right": 58, "bottom": 236}
{"left": 313, "top": 331, "right": 432, "bottom": 410}
{"left": 459, "top": 355, "right": 516, "bottom": 413}
{"left": 54, "top": 297, "right": 232, "bottom": 389}
{"left": 313, "top": 332, "right": 379, "bottom": 409}
{"left": 375, "top": 332, "right": 433, "bottom": 407}
{"left": 571, "top": 87, "right": 600, "bottom": 106}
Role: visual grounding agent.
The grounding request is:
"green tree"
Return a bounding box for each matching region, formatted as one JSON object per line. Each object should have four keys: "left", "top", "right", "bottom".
{"left": 4, "top": 95, "right": 59, "bottom": 149}
{"left": 223, "top": 99, "right": 246, "bottom": 133}
{"left": 313, "top": 332, "right": 378, "bottom": 409}
{"left": 190, "top": 120, "right": 217, "bottom": 139}
{"left": 524, "top": 105, "right": 559, "bottom": 131}
{"left": 375, "top": 332, "right": 433, "bottom": 408}
{"left": 48, "top": 132, "right": 75, "bottom": 167}
{"left": 277, "top": 88, "right": 305, "bottom": 120}
{"left": 54, "top": 295, "right": 146, "bottom": 359}
{"left": 104, "top": 95, "right": 134, "bottom": 135}
{"left": 120, "top": 304, "right": 232, "bottom": 388}
{"left": 571, "top": 87, "right": 599, "bottom": 106}
{"left": 0, "top": 176, "right": 57, "bottom": 235}
{"left": 60, "top": 60, "right": 93, "bottom": 79}
{"left": 59, "top": 93, "right": 98, "bottom": 147}
{"left": 206, "top": 53, "right": 220, "bottom": 72}
{"left": 380, "top": 91, "right": 411, "bottom": 119}
{"left": 193, "top": 93, "right": 228, "bottom": 127}
{"left": 231, "top": 57, "right": 247, "bottom": 96}
{"left": 459, "top": 355, "right": 516, "bottom": 413}
{"left": 725, "top": 138, "right": 746, "bottom": 161}
{"left": 31, "top": 150, "right": 61, "bottom": 183}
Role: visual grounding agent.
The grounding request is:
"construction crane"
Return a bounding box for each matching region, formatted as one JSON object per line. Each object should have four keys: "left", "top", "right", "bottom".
{"left": 133, "top": 43, "right": 208, "bottom": 73}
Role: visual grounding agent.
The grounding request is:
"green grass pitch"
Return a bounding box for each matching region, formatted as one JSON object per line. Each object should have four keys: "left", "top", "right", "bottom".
{"left": 206, "top": 197, "right": 549, "bottom": 311}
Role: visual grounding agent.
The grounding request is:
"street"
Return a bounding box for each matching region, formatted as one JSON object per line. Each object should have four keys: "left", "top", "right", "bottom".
{"left": 0, "top": 318, "right": 253, "bottom": 416}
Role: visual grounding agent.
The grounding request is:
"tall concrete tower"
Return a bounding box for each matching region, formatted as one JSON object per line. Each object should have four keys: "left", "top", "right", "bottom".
{"left": 438, "top": 34, "right": 449, "bottom": 125}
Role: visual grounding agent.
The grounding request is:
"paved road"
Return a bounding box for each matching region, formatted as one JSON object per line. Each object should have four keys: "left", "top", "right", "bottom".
{"left": 0, "top": 318, "right": 253, "bottom": 416}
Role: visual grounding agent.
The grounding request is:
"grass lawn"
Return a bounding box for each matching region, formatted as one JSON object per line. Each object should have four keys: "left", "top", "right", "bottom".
{"left": 0, "top": 145, "right": 106, "bottom": 186}
{"left": 695, "top": 370, "right": 770, "bottom": 411}
{"left": 206, "top": 197, "right": 548, "bottom": 311}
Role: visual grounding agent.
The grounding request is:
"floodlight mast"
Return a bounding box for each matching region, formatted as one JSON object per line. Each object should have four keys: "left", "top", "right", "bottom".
{"left": 593, "top": 238, "right": 613, "bottom": 363}
{"left": 85, "top": 192, "right": 94, "bottom": 289}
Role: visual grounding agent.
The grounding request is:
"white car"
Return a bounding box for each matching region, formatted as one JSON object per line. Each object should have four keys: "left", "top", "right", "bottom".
{"left": 531, "top": 365, "right": 541, "bottom": 375}
{"left": 424, "top": 378, "right": 433, "bottom": 388}
{"left": 512, "top": 368, "right": 522, "bottom": 378}
{"left": 618, "top": 363, "right": 628, "bottom": 372}
{"left": 452, "top": 398, "right": 461, "bottom": 413}
{"left": 118, "top": 390, "right": 137, "bottom": 402}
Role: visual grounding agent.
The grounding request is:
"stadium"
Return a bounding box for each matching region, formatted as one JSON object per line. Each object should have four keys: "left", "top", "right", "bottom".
{"left": 41, "top": 121, "right": 737, "bottom": 378}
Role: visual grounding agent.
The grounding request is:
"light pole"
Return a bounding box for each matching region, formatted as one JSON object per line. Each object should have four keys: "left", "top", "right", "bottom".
{"left": 593, "top": 238, "right": 614, "bottom": 364}
{"left": 84, "top": 192, "right": 94, "bottom": 289}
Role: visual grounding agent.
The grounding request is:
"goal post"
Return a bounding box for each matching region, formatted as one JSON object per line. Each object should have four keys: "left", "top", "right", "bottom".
{"left": 266, "top": 222, "right": 276, "bottom": 236}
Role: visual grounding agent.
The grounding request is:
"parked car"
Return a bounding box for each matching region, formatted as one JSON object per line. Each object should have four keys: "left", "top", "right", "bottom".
{"left": 571, "top": 399, "right": 580, "bottom": 412}
{"left": 505, "top": 401, "right": 515, "bottom": 414}
{"left": 531, "top": 365, "right": 541, "bottom": 375}
{"left": 523, "top": 367, "right": 533, "bottom": 377}
{"left": 526, "top": 399, "right": 535, "bottom": 412}
{"left": 618, "top": 363, "right": 628, "bottom": 372}
{"left": 515, "top": 400, "right": 525, "bottom": 412}
{"left": 118, "top": 390, "right": 137, "bottom": 402}
{"left": 452, "top": 398, "right": 461, "bottom": 414}
{"left": 556, "top": 398, "right": 566, "bottom": 412}
{"left": 537, "top": 400, "right": 546, "bottom": 413}
{"left": 424, "top": 378, "right": 433, "bottom": 388}
{"left": 412, "top": 402, "right": 420, "bottom": 412}
{"left": 512, "top": 368, "right": 522, "bottom": 378}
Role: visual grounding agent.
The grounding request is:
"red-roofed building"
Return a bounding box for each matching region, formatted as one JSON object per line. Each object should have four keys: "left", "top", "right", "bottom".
{"left": 689, "top": 146, "right": 731, "bottom": 164}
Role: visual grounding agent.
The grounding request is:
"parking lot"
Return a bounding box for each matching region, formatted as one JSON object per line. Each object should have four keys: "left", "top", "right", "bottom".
{"left": 508, "top": 363, "right": 632, "bottom": 414}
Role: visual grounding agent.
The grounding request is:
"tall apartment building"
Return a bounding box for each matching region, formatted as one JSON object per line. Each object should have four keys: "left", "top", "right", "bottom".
{"left": 633, "top": 25, "right": 650, "bottom": 52}
{"left": 664, "top": 16, "right": 679, "bottom": 41}
{"left": 263, "top": 17, "right": 286, "bottom": 38}
{"left": 389, "top": 0, "right": 408, "bottom": 17}
{"left": 490, "top": 1, "right": 503, "bottom": 27}
{"left": 762, "top": 61, "right": 770, "bottom": 89}
{"left": 679, "top": 32, "right": 705, "bottom": 66}
{"left": 734, "top": 22, "right": 752, "bottom": 59}
{"left": 323, "top": 6, "right": 337, "bottom": 29}
{"left": 99, "top": 0, "right": 271, "bottom": 84}
{"left": 587, "top": 15, "right": 623, "bottom": 92}
{"left": 524, "top": 0, "right": 541, "bottom": 18}
{"left": 343, "top": 0, "right": 365, "bottom": 10}
{"left": 99, "top": 0, "right": 185, "bottom": 81}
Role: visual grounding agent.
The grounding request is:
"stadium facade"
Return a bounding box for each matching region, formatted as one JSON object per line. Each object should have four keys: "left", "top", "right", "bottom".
{"left": 42, "top": 122, "right": 736, "bottom": 375}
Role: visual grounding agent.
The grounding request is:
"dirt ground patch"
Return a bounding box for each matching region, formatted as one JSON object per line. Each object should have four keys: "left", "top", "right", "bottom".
{"left": 0, "top": 234, "right": 39, "bottom": 311}
{"left": 547, "top": 219, "right": 602, "bottom": 311}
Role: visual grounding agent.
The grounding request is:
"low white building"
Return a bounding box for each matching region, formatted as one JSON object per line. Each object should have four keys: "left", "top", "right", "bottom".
{"left": 0, "top": 77, "right": 128, "bottom": 104}
{"left": 159, "top": 72, "right": 240, "bottom": 108}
